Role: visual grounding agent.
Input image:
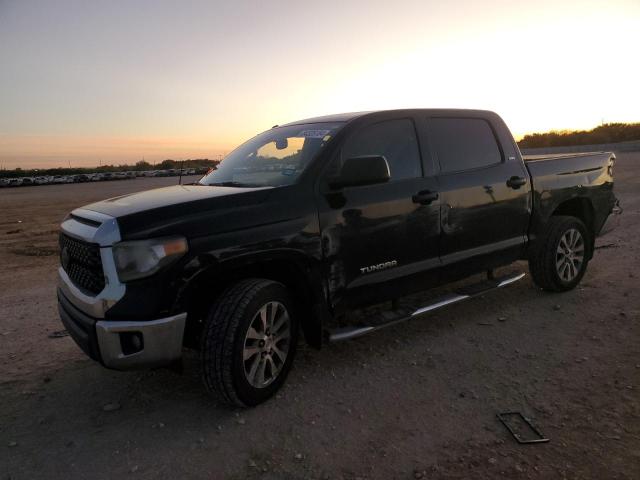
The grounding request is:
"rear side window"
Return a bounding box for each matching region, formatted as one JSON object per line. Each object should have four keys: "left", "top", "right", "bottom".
{"left": 429, "top": 118, "right": 502, "bottom": 173}
{"left": 342, "top": 119, "right": 421, "bottom": 181}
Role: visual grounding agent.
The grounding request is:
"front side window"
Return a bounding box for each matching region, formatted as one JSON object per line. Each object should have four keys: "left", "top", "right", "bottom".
{"left": 199, "top": 122, "right": 343, "bottom": 187}
{"left": 341, "top": 119, "right": 422, "bottom": 181}
{"left": 429, "top": 118, "right": 502, "bottom": 173}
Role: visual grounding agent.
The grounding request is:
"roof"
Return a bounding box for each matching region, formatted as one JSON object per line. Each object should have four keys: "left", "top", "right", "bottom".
{"left": 279, "top": 111, "right": 371, "bottom": 126}
{"left": 278, "top": 108, "right": 498, "bottom": 127}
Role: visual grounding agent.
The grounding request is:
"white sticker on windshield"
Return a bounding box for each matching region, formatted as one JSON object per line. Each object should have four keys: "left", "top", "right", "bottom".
{"left": 297, "top": 129, "right": 331, "bottom": 138}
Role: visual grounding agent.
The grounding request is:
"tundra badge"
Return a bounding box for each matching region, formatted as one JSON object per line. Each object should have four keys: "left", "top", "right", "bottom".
{"left": 360, "top": 260, "right": 398, "bottom": 274}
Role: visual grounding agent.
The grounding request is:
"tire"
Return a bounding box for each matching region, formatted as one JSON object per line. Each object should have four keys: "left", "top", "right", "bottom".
{"left": 528, "top": 215, "right": 591, "bottom": 292}
{"left": 200, "top": 278, "right": 298, "bottom": 407}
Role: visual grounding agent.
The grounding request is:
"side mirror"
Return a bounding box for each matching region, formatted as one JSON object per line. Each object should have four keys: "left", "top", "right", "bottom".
{"left": 328, "top": 155, "right": 390, "bottom": 189}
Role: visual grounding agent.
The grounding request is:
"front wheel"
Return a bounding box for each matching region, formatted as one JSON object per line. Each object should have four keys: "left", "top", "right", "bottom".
{"left": 528, "top": 215, "right": 591, "bottom": 292}
{"left": 200, "top": 279, "right": 298, "bottom": 407}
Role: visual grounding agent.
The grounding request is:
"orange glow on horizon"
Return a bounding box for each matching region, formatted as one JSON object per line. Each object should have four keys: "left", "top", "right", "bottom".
{"left": 0, "top": 134, "right": 239, "bottom": 169}
{"left": 1, "top": 0, "right": 638, "bottom": 169}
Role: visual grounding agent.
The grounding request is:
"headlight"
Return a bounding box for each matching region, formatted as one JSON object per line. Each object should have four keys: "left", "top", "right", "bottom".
{"left": 113, "top": 236, "right": 188, "bottom": 282}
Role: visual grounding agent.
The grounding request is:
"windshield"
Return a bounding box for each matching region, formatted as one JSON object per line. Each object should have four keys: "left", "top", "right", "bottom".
{"left": 199, "top": 122, "right": 343, "bottom": 187}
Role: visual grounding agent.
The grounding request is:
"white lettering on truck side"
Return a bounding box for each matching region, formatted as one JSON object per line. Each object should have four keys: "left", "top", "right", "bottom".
{"left": 360, "top": 260, "right": 398, "bottom": 274}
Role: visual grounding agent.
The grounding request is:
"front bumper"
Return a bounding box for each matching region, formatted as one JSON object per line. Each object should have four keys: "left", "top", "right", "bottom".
{"left": 598, "top": 201, "right": 623, "bottom": 237}
{"left": 58, "top": 289, "right": 186, "bottom": 370}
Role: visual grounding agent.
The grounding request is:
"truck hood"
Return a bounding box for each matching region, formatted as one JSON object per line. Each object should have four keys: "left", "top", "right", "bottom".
{"left": 80, "top": 184, "right": 276, "bottom": 240}
{"left": 82, "top": 184, "right": 271, "bottom": 218}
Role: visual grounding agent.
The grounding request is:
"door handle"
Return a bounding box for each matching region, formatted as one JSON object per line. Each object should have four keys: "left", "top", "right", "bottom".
{"left": 506, "top": 176, "right": 527, "bottom": 189}
{"left": 412, "top": 190, "right": 439, "bottom": 205}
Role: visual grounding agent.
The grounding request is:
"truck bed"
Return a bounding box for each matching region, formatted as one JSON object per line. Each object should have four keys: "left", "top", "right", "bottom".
{"left": 523, "top": 150, "right": 616, "bottom": 238}
{"left": 523, "top": 151, "right": 614, "bottom": 178}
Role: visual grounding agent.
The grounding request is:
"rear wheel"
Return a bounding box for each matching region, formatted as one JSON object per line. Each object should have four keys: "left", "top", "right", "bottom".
{"left": 529, "top": 216, "right": 591, "bottom": 292}
{"left": 200, "top": 278, "right": 298, "bottom": 407}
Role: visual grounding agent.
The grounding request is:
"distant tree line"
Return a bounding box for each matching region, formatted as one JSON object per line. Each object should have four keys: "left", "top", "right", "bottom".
{"left": 0, "top": 158, "right": 219, "bottom": 179}
{"left": 3, "top": 123, "right": 640, "bottom": 178}
{"left": 518, "top": 123, "right": 640, "bottom": 149}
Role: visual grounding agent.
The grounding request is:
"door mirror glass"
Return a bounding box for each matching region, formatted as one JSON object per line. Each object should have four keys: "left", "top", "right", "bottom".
{"left": 329, "top": 155, "right": 390, "bottom": 189}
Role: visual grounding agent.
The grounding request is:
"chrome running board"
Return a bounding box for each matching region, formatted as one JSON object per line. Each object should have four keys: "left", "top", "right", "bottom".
{"left": 328, "top": 272, "right": 525, "bottom": 342}
{"left": 498, "top": 272, "right": 526, "bottom": 287}
{"left": 411, "top": 293, "right": 468, "bottom": 317}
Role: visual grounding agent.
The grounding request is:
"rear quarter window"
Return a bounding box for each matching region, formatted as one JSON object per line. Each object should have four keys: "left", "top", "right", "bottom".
{"left": 429, "top": 118, "right": 502, "bottom": 173}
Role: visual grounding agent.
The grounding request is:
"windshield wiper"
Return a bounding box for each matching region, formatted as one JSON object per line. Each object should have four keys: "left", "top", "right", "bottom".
{"left": 201, "top": 181, "right": 263, "bottom": 188}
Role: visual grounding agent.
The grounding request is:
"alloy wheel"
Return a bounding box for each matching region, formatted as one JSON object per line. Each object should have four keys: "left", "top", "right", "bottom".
{"left": 242, "top": 301, "right": 291, "bottom": 388}
{"left": 556, "top": 228, "right": 585, "bottom": 282}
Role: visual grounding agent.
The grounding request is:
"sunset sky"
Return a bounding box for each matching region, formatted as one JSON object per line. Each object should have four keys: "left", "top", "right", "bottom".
{"left": 1, "top": 0, "right": 639, "bottom": 169}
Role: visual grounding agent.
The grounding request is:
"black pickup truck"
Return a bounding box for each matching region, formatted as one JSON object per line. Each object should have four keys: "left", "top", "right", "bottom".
{"left": 57, "top": 109, "right": 621, "bottom": 406}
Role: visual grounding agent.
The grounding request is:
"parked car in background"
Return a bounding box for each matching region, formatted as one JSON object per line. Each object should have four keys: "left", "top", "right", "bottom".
{"left": 34, "top": 176, "right": 50, "bottom": 185}
{"left": 51, "top": 175, "right": 67, "bottom": 184}
{"left": 0, "top": 168, "right": 209, "bottom": 188}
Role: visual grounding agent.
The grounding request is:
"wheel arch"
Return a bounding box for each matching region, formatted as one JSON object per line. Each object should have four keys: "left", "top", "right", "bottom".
{"left": 176, "top": 251, "right": 327, "bottom": 349}
{"left": 550, "top": 197, "right": 595, "bottom": 259}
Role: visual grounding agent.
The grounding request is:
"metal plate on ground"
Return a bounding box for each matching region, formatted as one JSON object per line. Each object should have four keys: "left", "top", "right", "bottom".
{"left": 497, "top": 412, "right": 550, "bottom": 444}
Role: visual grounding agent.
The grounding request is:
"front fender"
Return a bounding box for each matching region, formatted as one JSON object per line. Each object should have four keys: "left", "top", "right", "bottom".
{"left": 174, "top": 248, "right": 328, "bottom": 349}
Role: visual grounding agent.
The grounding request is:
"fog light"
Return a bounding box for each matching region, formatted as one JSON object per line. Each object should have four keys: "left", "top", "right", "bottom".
{"left": 119, "top": 332, "right": 144, "bottom": 355}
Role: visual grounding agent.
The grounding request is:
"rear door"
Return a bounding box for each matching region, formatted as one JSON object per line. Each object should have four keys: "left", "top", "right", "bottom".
{"left": 425, "top": 116, "right": 530, "bottom": 277}
{"left": 317, "top": 116, "right": 440, "bottom": 311}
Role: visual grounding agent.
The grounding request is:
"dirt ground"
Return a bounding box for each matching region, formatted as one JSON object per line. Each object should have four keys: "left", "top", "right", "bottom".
{"left": 1, "top": 157, "right": 638, "bottom": 480}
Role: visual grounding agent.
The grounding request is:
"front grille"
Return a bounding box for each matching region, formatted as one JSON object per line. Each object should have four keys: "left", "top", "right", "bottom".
{"left": 59, "top": 233, "right": 106, "bottom": 294}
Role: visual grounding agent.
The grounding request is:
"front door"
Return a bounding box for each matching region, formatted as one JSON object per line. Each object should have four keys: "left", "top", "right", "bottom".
{"left": 317, "top": 116, "right": 441, "bottom": 312}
